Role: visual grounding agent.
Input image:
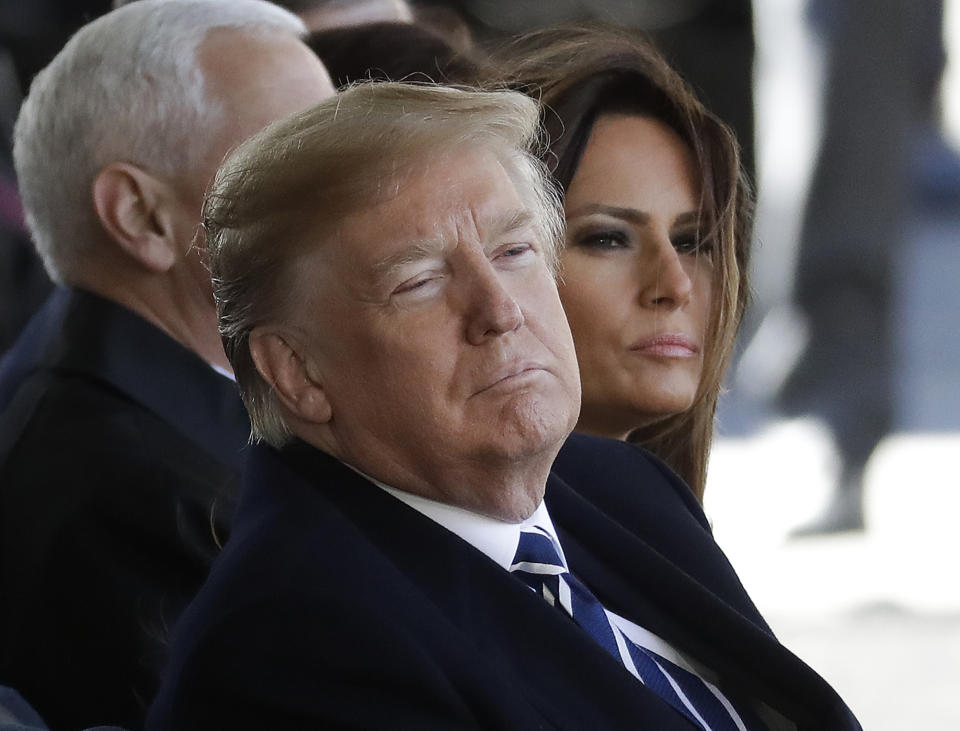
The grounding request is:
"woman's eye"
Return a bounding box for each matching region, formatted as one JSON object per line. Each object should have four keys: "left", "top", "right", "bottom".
{"left": 672, "top": 233, "right": 709, "bottom": 256}
{"left": 575, "top": 231, "right": 629, "bottom": 250}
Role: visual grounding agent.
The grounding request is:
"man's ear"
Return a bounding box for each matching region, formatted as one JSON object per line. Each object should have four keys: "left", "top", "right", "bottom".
{"left": 249, "top": 328, "right": 333, "bottom": 425}
{"left": 91, "top": 162, "right": 180, "bottom": 273}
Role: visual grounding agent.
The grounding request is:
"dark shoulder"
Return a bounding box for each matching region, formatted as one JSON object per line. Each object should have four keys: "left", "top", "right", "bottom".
{"left": 552, "top": 432, "right": 709, "bottom": 530}
{"left": 0, "top": 373, "right": 239, "bottom": 730}
{"left": 4, "top": 370, "right": 236, "bottom": 490}
{"left": 0, "top": 288, "right": 70, "bottom": 410}
{"left": 548, "top": 434, "right": 761, "bottom": 616}
{"left": 1, "top": 370, "right": 237, "bottom": 552}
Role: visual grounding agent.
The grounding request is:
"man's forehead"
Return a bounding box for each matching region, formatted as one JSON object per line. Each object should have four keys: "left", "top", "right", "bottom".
{"left": 306, "top": 148, "right": 543, "bottom": 292}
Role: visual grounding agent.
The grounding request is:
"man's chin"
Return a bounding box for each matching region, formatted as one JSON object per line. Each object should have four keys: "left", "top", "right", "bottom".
{"left": 486, "top": 394, "right": 576, "bottom": 463}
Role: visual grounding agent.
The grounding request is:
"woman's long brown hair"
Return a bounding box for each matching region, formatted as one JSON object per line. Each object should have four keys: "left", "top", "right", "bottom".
{"left": 488, "top": 26, "right": 754, "bottom": 501}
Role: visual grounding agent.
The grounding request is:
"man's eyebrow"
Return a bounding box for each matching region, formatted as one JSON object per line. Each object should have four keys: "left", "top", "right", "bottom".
{"left": 489, "top": 208, "right": 537, "bottom": 236}
{"left": 371, "top": 237, "right": 446, "bottom": 280}
{"left": 373, "top": 208, "right": 537, "bottom": 278}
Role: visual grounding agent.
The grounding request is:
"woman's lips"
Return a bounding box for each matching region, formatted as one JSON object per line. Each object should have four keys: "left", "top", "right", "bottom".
{"left": 630, "top": 334, "right": 699, "bottom": 358}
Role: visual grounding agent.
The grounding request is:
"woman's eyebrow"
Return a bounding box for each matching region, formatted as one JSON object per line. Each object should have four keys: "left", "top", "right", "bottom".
{"left": 564, "top": 203, "right": 649, "bottom": 225}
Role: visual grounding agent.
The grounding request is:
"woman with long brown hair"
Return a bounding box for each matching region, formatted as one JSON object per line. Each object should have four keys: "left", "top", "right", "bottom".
{"left": 492, "top": 27, "right": 752, "bottom": 501}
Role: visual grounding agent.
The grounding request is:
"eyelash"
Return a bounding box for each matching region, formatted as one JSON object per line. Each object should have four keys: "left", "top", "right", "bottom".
{"left": 394, "top": 273, "right": 440, "bottom": 295}
{"left": 398, "top": 278, "right": 431, "bottom": 292}
{"left": 574, "top": 229, "right": 711, "bottom": 257}
{"left": 499, "top": 243, "right": 534, "bottom": 259}
{"left": 682, "top": 232, "right": 716, "bottom": 257}
{"left": 575, "top": 230, "right": 630, "bottom": 250}
{"left": 672, "top": 234, "right": 702, "bottom": 256}
{"left": 392, "top": 244, "right": 534, "bottom": 296}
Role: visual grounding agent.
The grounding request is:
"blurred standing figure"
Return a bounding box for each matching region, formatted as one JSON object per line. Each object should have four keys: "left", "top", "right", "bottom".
{"left": 780, "top": 0, "right": 945, "bottom": 535}
{"left": 0, "top": 1, "right": 334, "bottom": 728}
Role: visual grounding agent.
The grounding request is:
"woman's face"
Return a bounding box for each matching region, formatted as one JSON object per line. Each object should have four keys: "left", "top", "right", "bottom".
{"left": 560, "top": 113, "right": 713, "bottom": 439}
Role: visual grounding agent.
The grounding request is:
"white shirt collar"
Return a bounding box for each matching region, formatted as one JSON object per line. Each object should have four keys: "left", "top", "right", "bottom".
{"left": 374, "top": 482, "right": 564, "bottom": 571}
{"left": 209, "top": 362, "right": 236, "bottom": 381}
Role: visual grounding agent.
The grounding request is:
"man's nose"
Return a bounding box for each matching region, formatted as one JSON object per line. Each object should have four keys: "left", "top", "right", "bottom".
{"left": 463, "top": 261, "right": 524, "bottom": 345}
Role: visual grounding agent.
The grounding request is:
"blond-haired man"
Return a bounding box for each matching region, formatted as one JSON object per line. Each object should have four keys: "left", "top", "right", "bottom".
{"left": 149, "top": 83, "right": 860, "bottom": 730}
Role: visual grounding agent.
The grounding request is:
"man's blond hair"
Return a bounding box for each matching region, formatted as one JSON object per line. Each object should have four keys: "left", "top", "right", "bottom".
{"left": 204, "top": 82, "right": 563, "bottom": 446}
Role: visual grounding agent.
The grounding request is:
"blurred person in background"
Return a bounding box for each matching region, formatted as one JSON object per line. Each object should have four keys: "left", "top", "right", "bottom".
{"left": 488, "top": 27, "right": 751, "bottom": 502}
{"left": 306, "top": 23, "right": 486, "bottom": 87}
{"left": 779, "top": 0, "right": 951, "bottom": 535}
{"left": 0, "top": 0, "right": 111, "bottom": 92}
{"left": 417, "top": 0, "right": 756, "bottom": 183}
{"left": 0, "top": 0, "right": 115, "bottom": 355}
{"left": 308, "top": 19, "right": 485, "bottom": 87}
{"left": 278, "top": 0, "right": 480, "bottom": 67}
{"left": 0, "top": 1, "right": 334, "bottom": 727}
{"left": 268, "top": 0, "right": 479, "bottom": 57}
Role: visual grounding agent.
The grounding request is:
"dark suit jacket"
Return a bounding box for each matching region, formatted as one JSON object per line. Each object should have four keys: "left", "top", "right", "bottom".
{"left": 147, "top": 434, "right": 860, "bottom": 730}
{"left": 0, "top": 287, "right": 249, "bottom": 731}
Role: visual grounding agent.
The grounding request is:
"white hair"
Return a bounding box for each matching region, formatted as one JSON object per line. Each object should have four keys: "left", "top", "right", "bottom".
{"left": 12, "top": 0, "right": 307, "bottom": 283}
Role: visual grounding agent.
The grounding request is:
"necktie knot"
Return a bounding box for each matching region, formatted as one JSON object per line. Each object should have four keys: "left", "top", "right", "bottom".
{"left": 511, "top": 527, "right": 565, "bottom": 574}
{"left": 510, "top": 527, "right": 569, "bottom": 607}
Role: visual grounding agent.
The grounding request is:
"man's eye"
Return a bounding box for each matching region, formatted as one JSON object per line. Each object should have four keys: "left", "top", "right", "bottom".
{"left": 500, "top": 243, "right": 533, "bottom": 258}
{"left": 394, "top": 275, "right": 438, "bottom": 295}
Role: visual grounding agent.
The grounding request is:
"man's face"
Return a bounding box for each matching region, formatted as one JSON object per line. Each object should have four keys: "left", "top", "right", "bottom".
{"left": 290, "top": 150, "right": 581, "bottom": 518}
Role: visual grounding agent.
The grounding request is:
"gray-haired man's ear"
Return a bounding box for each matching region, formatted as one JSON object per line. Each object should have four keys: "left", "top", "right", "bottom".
{"left": 249, "top": 328, "right": 333, "bottom": 425}
{"left": 91, "top": 162, "right": 180, "bottom": 274}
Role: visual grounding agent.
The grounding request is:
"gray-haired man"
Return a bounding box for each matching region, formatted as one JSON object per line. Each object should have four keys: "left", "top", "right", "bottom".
{"left": 0, "top": 1, "right": 333, "bottom": 727}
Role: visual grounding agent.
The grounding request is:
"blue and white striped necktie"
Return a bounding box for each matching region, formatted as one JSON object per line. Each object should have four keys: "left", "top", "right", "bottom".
{"left": 510, "top": 526, "right": 764, "bottom": 731}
